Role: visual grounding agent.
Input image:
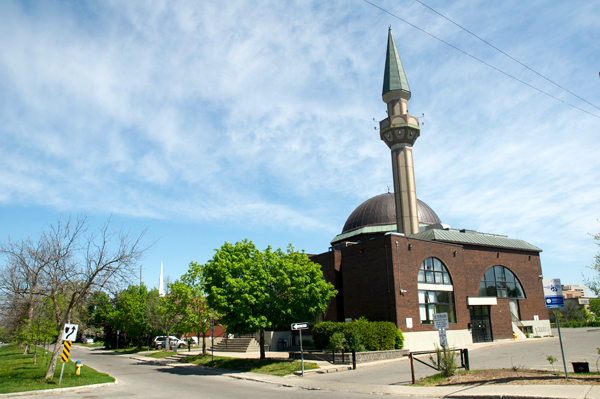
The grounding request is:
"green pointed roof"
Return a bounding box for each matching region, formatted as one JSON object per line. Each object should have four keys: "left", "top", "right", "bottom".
{"left": 382, "top": 28, "right": 411, "bottom": 100}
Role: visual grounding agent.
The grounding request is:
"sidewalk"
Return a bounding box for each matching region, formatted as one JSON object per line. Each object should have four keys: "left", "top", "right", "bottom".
{"left": 127, "top": 341, "right": 600, "bottom": 399}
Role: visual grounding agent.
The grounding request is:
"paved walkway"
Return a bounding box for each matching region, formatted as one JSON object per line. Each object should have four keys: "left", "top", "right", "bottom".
{"left": 124, "top": 338, "right": 600, "bottom": 399}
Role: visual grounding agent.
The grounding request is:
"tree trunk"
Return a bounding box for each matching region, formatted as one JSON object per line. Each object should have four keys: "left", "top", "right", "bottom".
{"left": 33, "top": 324, "right": 40, "bottom": 366}
{"left": 259, "top": 329, "right": 265, "bottom": 360}
{"left": 165, "top": 331, "right": 170, "bottom": 351}
{"left": 44, "top": 331, "right": 63, "bottom": 380}
{"left": 202, "top": 332, "right": 206, "bottom": 355}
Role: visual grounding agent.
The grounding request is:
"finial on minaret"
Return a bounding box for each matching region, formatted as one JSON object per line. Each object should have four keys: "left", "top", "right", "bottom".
{"left": 379, "top": 28, "right": 421, "bottom": 236}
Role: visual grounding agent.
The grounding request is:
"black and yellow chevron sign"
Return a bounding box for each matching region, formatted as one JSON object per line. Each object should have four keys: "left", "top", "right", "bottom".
{"left": 60, "top": 340, "right": 72, "bottom": 362}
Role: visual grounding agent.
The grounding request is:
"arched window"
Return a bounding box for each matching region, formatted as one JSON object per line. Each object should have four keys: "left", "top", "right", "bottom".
{"left": 479, "top": 265, "right": 525, "bottom": 298}
{"left": 417, "top": 257, "right": 456, "bottom": 324}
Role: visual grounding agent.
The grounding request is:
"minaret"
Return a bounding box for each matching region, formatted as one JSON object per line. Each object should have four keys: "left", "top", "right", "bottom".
{"left": 159, "top": 262, "right": 165, "bottom": 297}
{"left": 379, "top": 28, "right": 421, "bottom": 236}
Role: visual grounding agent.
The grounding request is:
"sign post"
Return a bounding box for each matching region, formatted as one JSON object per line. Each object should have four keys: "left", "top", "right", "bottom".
{"left": 210, "top": 320, "right": 215, "bottom": 362}
{"left": 59, "top": 324, "right": 78, "bottom": 387}
{"left": 543, "top": 278, "right": 568, "bottom": 379}
{"left": 433, "top": 313, "right": 449, "bottom": 347}
{"left": 292, "top": 322, "right": 308, "bottom": 377}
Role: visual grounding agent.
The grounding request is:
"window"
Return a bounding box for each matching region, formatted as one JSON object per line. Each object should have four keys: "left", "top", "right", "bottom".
{"left": 417, "top": 257, "right": 452, "bottom": 285}
{"left": 417, "top": 257, "right": 456, "bottom": 324}
{"left": 419, "top": 289, "right": 456, "bottom": 324}
{"left": 478, "top": 265, "right": 525, "bottom": 299}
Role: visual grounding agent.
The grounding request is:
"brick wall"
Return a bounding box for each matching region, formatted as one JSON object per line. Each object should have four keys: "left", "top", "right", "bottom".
{"left": 319, "top": 233, "right": 548, "bottom": 343}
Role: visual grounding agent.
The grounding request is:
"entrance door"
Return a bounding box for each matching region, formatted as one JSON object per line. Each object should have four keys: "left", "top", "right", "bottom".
{"left": 469, "top": 306, "right": 493, "bottom": 343}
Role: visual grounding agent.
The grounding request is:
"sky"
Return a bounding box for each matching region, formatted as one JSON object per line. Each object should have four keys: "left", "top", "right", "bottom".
{"left": 0, "top": 0, "right": 599, "bottom": 294}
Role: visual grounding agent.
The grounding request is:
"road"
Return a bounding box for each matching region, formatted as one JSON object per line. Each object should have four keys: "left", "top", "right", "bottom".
{"left": 18, "top": 327, "right": 599, "bottom": 398}
{"left": 307, "top": 327, "right": 600, "bottom": 385}
{"left": 27, "top": 346, "right": 422, "bottom": 399}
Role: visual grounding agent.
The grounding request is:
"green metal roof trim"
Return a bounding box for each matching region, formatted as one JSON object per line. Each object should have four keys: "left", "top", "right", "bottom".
{"left": 382, "top": 28, "right": 410, "bottom": 97}
{"left": 331, "top": 224, "right": 397, "bottom": 244}
{"left": 410, "top": 229, "right": 542, "bottom": 252}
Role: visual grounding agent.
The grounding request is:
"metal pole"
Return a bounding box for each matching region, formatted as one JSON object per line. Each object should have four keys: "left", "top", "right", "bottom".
{"left": 555, "top": 309, "right": 568, "bottom": 379}
{"left": 410, "top": 353, "right": 416, "bottom": 384}
{"left": 300, "top": 330, "right": 304, "bottom": 377}
{"left": 58, "top": 363, "right": 65, "bottom": 387}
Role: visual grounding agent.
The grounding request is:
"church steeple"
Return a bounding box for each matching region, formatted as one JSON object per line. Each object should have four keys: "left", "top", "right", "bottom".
{"left": 378, "top": 28, "right": 421, "bottom": 236}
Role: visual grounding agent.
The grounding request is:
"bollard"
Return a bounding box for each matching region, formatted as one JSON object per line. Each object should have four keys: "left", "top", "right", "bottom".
{"left": 352, "top": 349, "right": 356, "bottom": 370}
{"left": 75, "top": 360, "right": 82, "bottom": 376}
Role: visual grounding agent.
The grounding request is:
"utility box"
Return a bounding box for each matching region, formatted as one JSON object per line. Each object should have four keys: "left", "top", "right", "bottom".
{"left": 572, "top": 362, "right": 589, "bottom": 373}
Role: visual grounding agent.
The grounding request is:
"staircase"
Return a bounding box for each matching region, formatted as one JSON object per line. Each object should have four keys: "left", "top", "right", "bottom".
{"left": 209, "top": 337, "right": 261, "bottom": 353}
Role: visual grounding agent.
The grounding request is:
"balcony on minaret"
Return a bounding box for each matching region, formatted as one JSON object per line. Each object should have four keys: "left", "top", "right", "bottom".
{"left": 379, "top": 112, "right": 420, "bottom": 148}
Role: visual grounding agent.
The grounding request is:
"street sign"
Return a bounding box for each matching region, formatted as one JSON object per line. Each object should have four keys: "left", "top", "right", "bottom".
{"left": 60, "top": 340, "right": 72, "bottom": 362}
{"left": 292, "top": 322, "right": 308, "bottom": 330}
{"left": 433, "top": 313, "right": 449, "bottom": 330}
{"left": 210, "top": 319, "right": 215, "bottom": 334}
{"left": 438, "top": 329, "right": 447, "bottom": 347}
{"left": 543, "top": 279, "right": 564, "bottom": 308}
{"left": 63, "top": 323, "right": 79, "bottom": 341}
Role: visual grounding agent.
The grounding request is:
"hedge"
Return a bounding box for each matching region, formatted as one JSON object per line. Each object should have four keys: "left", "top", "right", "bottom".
{"left": 312, "top": 319, "right": 403, "bottom": 351}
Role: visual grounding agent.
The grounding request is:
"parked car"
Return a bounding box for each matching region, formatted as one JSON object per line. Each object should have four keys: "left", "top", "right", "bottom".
{"left": 82, "top": 337, "right": 94, "bottom": 344}
{"left": 152, "top": 336, "right": 186, "bottom": 349}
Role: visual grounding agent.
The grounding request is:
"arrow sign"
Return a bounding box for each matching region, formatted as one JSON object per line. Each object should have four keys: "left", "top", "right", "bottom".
{"left": 291, "top": 322, "right": 308, "bottom": 330}
{"left": 63, "top": 324, "right": 79, "bottom": 342}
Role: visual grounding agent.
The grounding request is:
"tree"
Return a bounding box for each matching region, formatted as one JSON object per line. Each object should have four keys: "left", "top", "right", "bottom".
{"left": 146, "top": 287, "right": 183, "bottom": 351}
{"left": 110, "top": 285, "right": 152, "bottom": 348}
{"left": 202, "top": 240, "right": 337, "bottom": 360}
{"left": 585, "top": 231, "right": 600, "bottom": 296}
{"left": 0, "top": 215, "right": 152, "bottom": 380}
{"left": 171, "top": 269, "right": 215, "bottom": 354}
{"left": 590, "top": 298, "right": 600, "bottom": 318}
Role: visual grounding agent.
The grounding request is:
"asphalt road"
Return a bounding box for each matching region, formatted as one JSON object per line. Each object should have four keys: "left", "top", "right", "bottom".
{"left": 15, "top": 327, "right": 599, "bottom": 398}
{"left": 25, "top": 346, "right": 407, "bottom": 399}
{"left": 307, "top": 327, "right": 600, "bottom": 385}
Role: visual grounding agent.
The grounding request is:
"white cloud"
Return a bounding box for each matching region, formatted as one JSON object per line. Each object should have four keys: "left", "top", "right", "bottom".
{"left": 0, "top": 0, "right": 598, "bottom": 285}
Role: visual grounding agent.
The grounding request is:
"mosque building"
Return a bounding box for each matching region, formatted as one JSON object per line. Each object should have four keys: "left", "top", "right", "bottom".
{"left": 309, "top": 28, "right": 551, "bottom": 350}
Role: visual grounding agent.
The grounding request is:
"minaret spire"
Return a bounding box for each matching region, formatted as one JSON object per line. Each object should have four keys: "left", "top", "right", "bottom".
{"left": 379, "top": 28, "right": 421, "bottom": 236}
{"left": 159, "top": 261, "right": 165, "bottom": 297}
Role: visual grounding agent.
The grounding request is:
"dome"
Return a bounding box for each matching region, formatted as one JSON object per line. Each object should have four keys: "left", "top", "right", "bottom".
{"left": 342, "top": 193, "right": 441, "bottom": 234}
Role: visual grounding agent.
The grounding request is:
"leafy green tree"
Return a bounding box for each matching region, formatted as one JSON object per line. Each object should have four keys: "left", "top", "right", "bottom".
{"left": 173, "top": 265, "right": 217, "bottom": 354}
{"left": 110, "top": 285, "right": 151, "bottom": 347}
{"left": 586, "top": 231, "right": 600, "bottom": 296}
{"left": 590, "top": 298, "right": 600, "bottom": 318}
{"left": 146, "top": 287, "right": 183, "bottom": 351}
{"left": 202, "top": 239, "right": 337, "bottom": 360}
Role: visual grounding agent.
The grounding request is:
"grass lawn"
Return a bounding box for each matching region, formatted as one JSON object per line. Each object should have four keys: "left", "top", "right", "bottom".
{"left": 0, "top": 344, "right": 114, "bottom": 394}
{"left": 178, "top": 354, "right": 319, "bottom": 376}
{"left": 147, "top": 350, "right": 177, "bottom": 359}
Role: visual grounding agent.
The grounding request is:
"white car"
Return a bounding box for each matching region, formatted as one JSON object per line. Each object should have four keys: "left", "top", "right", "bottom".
{"left": 152, "top": 336, "right": 186, "bottom": 349}
{"left": 82, "top": 337, "right": 94, "bottom": 344}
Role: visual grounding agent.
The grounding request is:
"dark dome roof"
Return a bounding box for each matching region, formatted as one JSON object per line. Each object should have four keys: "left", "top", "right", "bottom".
{"left": 342, "top": 193, "right": 441, "bottom": 234}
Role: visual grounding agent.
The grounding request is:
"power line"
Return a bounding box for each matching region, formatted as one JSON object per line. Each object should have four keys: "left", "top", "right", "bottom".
{"left": 414, "top": 0, "right": 600, "bottom": 113}
{"left": 362, "top": 0, "right": 600, "bottom": 120}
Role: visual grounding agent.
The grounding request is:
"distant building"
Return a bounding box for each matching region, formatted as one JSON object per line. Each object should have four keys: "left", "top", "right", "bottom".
{"left": 309, "top": 28, "right": 552, "bottom": 351}
{"left": 562, "top": 284, "right": 590, "bottom": 310}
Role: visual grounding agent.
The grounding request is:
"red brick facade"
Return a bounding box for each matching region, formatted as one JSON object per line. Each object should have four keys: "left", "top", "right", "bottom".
{"left": 312, "top": 233, "right": 548, "bottom": 342}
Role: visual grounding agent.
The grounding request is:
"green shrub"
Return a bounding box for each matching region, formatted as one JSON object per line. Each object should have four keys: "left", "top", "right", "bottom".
{"left": 329, "top": 332, "right": 346, "bottom": 351}
{"left": 429, "top": 345, "right": 458, "bottom": 377}
{"left": 313, "top": 319, "right": 400, "bottom": 351}
{"left": 395, "top": 329, "right": 404, "bottom": 349}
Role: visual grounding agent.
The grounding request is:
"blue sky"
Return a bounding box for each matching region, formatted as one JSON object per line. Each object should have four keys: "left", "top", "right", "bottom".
{"left": 1, "top": 0, "right": 599, "bottom": 293}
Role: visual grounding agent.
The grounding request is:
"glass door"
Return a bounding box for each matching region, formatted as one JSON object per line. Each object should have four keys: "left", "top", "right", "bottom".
{"left": 469, "top": 306, "right": 493, "bottom": 343}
